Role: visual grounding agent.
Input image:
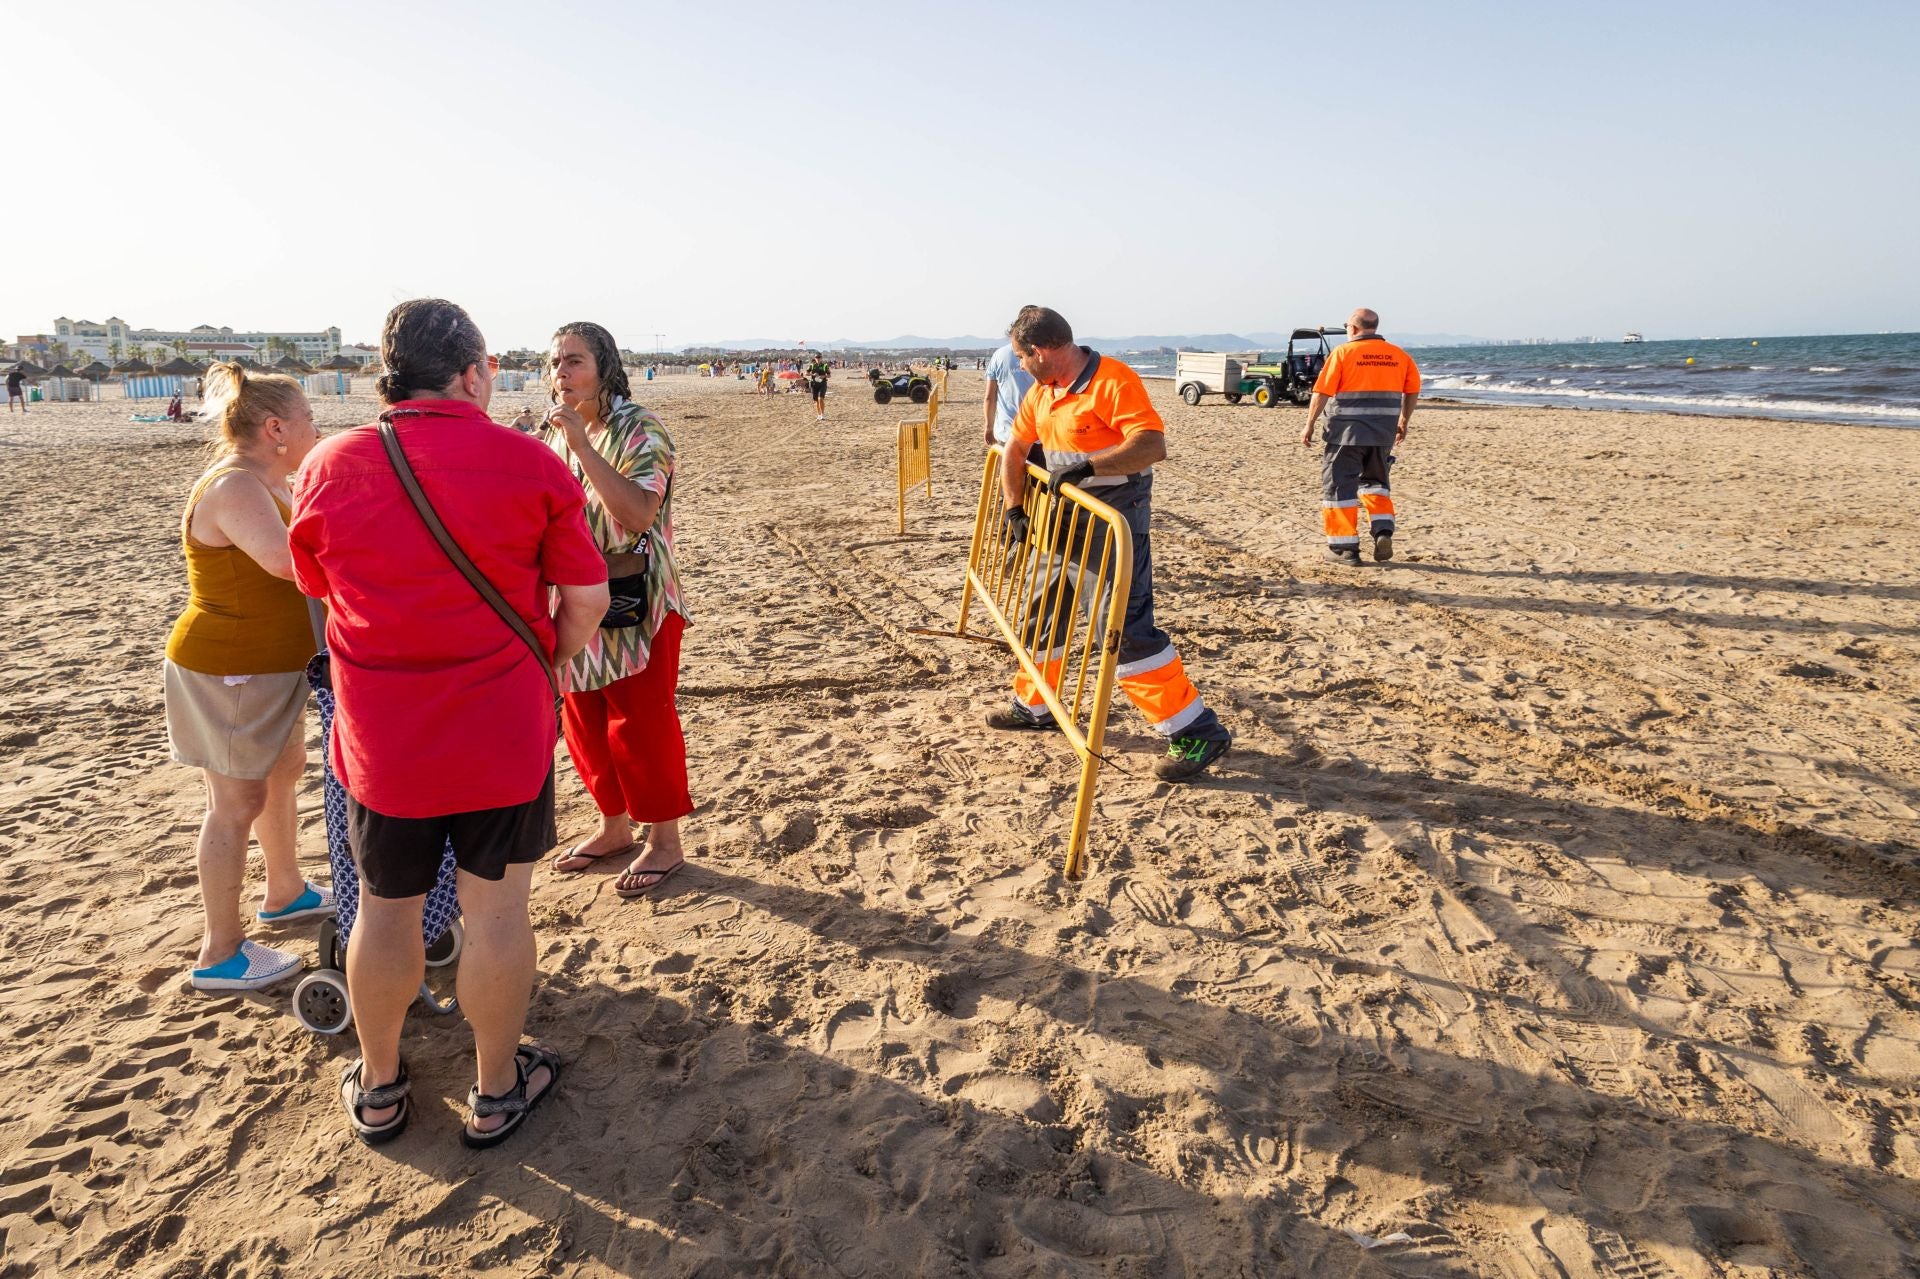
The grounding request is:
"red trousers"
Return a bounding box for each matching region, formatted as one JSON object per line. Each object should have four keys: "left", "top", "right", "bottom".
{"left": 561, "top": 611, "right": 693, "bottom": 822}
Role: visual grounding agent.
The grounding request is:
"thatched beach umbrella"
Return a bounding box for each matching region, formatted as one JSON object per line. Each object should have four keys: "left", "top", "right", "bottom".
{"left": 320, "top": 355, "right": 359, "bottom": 371}
{"left": 10, "top": 361, "right": 46, "bottom": 378}
{"left": 45, "top": 363, "right": 79, "bottom": 379}
{"left": 76, "top": 360, "right": 111, "bottom": 378}
{"left": 157, "top": 356, "right": 199, "bottom": 377}
{"left": 114, "top": 357, "right": 153, "bottom": 375}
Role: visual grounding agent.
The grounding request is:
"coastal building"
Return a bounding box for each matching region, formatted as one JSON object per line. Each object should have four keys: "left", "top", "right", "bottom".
{"left": 49, "top": 316, "right": 342, "bottom": 364}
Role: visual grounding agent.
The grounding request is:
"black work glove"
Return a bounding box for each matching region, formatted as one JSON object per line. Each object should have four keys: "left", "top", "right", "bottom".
{"left": 1045, "top": 460, "right": 1095, "bottom": 492}
{"left": 1003, "top": 507, "right": 1030, "bottom": 545}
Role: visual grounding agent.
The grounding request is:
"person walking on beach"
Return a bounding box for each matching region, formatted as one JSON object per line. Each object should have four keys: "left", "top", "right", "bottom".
{"left": 983, "top": 336, "right": 1035, "bottom": 450}
{"left": 806, "top": 353, "right": 831, "bottom": 420}
{"left": 544, "top": 322, "right": 694, "bottom": 898}
{"left": 291, "top": 299, "right": 609, "bottom": 1148}
{"left": 164, "top": 363, "right": 328, "bottom": 993}
{"left": 1301, "top": 308, "right": 1420, "bottom": 565}
{"left": 989, "top": 305, "right": 1233, "bottom": 782}
{"left": 6, "top": 365, "right": 26, "bottom": 412}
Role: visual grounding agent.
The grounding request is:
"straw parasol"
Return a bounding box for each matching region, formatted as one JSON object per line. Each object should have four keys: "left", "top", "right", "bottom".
{"left": 45, "top": 363, "right": 79, "bottom": 379}
{"left": 272, "top": 354, "right": 315, "bottom": 374}
{"left": 113, "top": 357, "right": 153, "bottom": 375}
{"left": 76, "top": 360, "right": 111, "bottom": 378}
{"left": 320, "top": 355, "right": 359, "bottom": 371}
{"left": 10, "top": 361, "right": 46, "bottom": 377}
{"left": 157, "top": 356, "right": 199, "bottom": 376}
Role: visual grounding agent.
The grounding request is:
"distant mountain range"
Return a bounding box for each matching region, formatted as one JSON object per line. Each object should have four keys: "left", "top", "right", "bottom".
{"left": 678, "top": 330, "right": 1493, "bottom": 353}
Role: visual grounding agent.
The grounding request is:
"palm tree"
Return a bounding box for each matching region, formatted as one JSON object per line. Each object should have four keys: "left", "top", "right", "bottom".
{"left": 108, "top": 340, "right": 122, "bottom": 362}
{"left": 171, "top": 338, "right": 188, "bottom": 358}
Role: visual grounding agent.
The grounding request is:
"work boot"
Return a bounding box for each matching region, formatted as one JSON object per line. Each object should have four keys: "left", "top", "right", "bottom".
{"left": 1372, "top": 530, "right": 1394, "bottom": 562}
{"left": 985, "top": 703, "right": 1058, "bottom": 732}
{"left": 1325, "top": 546, "right": 1362, "bottom": 566}
{"left": 1156, "top": 731, "right": 1231, "bottom": 782}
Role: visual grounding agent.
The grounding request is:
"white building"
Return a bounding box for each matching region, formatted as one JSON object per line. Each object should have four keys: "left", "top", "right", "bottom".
{"left": 50, "top": 316, "right": 342, "bottom": 363}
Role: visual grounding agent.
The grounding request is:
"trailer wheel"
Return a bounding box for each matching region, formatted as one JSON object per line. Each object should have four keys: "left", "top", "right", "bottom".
{"left": 1180, "top": 383, "right": 1202, "bottom": 406}
{"left": 1223, "top": 393, "right": 1242, "bottom": 404}
{"left": 1253, "top": 382, "right": 1278, "bottom": 408}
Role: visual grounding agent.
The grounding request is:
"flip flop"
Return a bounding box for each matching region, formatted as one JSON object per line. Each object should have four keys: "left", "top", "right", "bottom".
{"left": 340, "top": 1058, "right": 411, "bottom": 1146}
{"left": 552, "top": 841, "right": 633, "bottom": 874}
{"left": 462, "top": 1043, "right": 562, "bottom": 1150}
{"left": 614, "top": 858, "right": 685, "bottom": 899}
{"left": 257, "top": 881, "right": 334, "bottom": 923}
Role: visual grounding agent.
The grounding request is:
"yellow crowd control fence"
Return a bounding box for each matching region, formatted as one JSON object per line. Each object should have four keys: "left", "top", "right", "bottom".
{"left": 897, "top": 387, "right": 943, "bottom": 532}
{"left": 956, "top": 447, "right": 1133, "bottom": 879}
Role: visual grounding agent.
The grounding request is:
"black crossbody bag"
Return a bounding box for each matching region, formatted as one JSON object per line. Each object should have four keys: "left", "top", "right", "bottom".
{"left": 378, "top": 412, "right": 562, "bottom": 704}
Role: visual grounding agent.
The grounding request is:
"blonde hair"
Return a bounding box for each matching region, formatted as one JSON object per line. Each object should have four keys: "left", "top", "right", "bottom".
{"left": 201, "top": 361, "right": 307, "bottom": 456}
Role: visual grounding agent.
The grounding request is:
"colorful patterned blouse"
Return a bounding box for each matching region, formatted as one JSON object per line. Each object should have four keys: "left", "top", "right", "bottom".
{"left": 542, "top": 397, "right": 686, "bottom": 692}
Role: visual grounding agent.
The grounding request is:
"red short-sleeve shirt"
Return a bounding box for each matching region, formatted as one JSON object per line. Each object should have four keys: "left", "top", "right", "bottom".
{"left": 290, "top": 399, "right": 607, "bottom": 818}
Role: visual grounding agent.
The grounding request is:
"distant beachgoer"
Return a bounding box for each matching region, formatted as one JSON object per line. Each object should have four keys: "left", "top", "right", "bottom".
{"left": 291, "top": 298, "right": 608, "bottom": 1148}
{"left": 6, "top": 366, "right": 26, "bottom": 413}
{"left": 543, "top": 321, "right": 693, "bottom": 900}
{"left": 1301, "top": 308, "right": 1420, "bottom": 565}
{"left": 164, "top": 362, "right": 328, "bottom": 994}
{"left": 983, "top": 339, "right": 1034, "bottom": 450}
{"left": 167, "top": 390, "right": 185, "bottom": 421}
{"left": 195, "top": 376, "right": 205, "bottom": 399}
{"left": 510, "top": 406, "right": 538, "bottom": 433}
{"left": 807, "top": 353, "right": 830, "bottom": 421}
{"left": 989, "top": 305, "right": 1232, "bottom": 782}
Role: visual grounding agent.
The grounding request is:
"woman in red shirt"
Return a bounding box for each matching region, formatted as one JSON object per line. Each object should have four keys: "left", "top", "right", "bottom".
{"left": 292, "top": 298, "right": 608, "bottom": 1148}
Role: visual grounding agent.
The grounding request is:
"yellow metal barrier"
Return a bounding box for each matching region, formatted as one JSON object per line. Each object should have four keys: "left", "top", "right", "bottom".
{"left": 897, "top": 412, "right": 933, "bottom": 533}
{"left": 956, "top": 447, "right": 1132, "bottom": 879}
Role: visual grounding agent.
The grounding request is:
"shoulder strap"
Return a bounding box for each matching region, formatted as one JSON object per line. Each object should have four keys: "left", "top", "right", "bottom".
{"left": 377, "top": 415, "right": 561, "bottom": 700}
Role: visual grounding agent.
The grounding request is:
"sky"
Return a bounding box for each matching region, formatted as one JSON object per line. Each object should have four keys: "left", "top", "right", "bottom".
{"left": 4, "top": 0, "right": 1917, "bottom": 350}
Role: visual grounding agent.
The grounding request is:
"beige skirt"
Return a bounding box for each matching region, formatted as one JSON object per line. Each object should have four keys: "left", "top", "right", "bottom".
{"left": 164, "top": 661, "right": 307, "bottom": 780}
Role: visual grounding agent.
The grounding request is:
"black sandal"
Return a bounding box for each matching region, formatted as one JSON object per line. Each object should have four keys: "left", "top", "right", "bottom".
{"left": 461, "top": 1043, "right": 562, "bottom": 1150}
{"left": 339, "top": 1058, "right": 411, "bottom": 1146}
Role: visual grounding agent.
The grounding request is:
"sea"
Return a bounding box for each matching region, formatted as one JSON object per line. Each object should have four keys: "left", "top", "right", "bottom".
{"left": 1125, "top": 332, "right": 1920, "bottom": 429}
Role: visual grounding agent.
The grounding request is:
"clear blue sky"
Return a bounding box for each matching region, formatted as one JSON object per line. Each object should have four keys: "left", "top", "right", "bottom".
{"left": 8, "top": 0, "right": 1917, "bottom": 349}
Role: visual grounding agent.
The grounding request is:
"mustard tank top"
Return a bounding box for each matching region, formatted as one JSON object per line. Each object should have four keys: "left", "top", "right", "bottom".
{"left": 164, "top": 466, "right": 316, "bottom": 676}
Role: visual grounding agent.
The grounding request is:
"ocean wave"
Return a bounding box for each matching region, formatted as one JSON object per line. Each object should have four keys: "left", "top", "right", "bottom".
{"left": 1810, "top": 366, "right": 1847, "bottom": 373}
{"left": 1425, "top": 377, "right": 1920, "bottom": 422}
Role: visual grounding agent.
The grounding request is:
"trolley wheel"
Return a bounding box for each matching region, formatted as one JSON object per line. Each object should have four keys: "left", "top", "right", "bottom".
{"left": 425, "top": 918, "right": 464, "bottom": 969}
{"left": 293, "top": 970, "right": 352, "bottom": 1035}
{"left": 1223, "top": 392, "right": 1242, "bottom": 404}
{"left": 1180, "top": 382, "right": 1203, "bottom": 406}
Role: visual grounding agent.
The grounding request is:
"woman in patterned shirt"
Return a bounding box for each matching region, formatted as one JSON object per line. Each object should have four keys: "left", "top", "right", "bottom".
{"left": 544, "top": 322, "right": 693, "bottom": 897}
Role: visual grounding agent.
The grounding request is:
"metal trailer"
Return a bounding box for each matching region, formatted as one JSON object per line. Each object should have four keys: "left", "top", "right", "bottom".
{"left": 1174, "top": 351, "right": 1255, "bottom": 406}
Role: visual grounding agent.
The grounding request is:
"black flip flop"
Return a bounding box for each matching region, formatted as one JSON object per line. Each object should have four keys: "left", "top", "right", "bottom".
{"left": 614, "top": 859, "right": 685, "bottom": 899}
{"left": 552, "top": 841, "right": 633, "bottom": 874}
{"left": 462, "top": 1043, "right": 562, "bottom": 1150}
{"left": 340, "top": 1058, "right": 411, "bottom": 1147}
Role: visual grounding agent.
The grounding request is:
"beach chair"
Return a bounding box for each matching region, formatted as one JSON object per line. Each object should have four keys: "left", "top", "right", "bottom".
{"left": 290, "top": 651, "right": 464, "bottom": 1035}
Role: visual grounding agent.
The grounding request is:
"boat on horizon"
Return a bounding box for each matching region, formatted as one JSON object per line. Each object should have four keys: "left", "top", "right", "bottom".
{"left": 1623, "top": 332, "right": 1644, "bottom": 344}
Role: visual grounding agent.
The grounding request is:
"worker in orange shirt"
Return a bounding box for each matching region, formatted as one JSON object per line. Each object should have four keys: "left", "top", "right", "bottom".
{"left": 990, "top": 305, "right": 1231, "bottom": 782}
{"left": 1301, "top": 308, "right": 1420, "bottom": 565}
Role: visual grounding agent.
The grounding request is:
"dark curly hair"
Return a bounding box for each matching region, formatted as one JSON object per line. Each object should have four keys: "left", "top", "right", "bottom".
{"left": 377, "top": 298, "right": 488, "bottom": 405}
{"left": 548, "top": 321, "right": 632, "bottom": 421}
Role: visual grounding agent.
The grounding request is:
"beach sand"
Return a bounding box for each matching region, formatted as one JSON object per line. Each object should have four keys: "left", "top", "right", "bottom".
{"left": 2, "top": 373, "right": 1918, "bottom": 1276}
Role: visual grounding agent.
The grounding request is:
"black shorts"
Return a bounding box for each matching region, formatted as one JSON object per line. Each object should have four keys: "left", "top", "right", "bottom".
{"left": 347, "top": 767, "right": 557, "bottom": 899}
{"left": 809, "top": 379, "right": 827, "bottom": 397}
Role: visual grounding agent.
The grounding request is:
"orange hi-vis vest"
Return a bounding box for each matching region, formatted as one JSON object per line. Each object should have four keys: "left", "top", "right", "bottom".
{"left": 1009, "top": 349, "right": 1163, "bottom": 490}
{"left": 1312, "top": 334, "right": 1420, "bottom": 447}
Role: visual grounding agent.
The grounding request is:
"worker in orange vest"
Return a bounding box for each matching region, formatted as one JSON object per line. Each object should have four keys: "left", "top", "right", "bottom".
{"left": 1301, "top": 308, "right": 1421, "bottom": 565}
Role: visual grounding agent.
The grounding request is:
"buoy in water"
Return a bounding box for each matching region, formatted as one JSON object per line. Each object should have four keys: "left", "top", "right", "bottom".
{"left": 1686, "top": 357, "right": 1695, "bottom": 365}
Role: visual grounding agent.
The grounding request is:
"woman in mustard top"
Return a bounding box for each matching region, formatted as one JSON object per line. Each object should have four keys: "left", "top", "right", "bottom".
{"left": 164, "top": 363, "right": 326, "bottom": 993}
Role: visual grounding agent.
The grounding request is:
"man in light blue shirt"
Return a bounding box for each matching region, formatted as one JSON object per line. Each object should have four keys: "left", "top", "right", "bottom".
{"left": 983, "top": 340, "right": 1035, "bottom": 448}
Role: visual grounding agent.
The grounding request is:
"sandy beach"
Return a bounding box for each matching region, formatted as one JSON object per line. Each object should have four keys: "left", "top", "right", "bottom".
{"left": 2, "top": 372, "right": 1918, "bottom": 1276}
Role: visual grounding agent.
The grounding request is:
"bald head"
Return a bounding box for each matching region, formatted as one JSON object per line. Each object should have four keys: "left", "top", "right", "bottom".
{"left": 1348, "top": 308, "right": 1380, "bottom": 333}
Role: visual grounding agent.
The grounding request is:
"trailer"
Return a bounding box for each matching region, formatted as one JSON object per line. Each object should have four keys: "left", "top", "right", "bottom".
{"left": 1174, "top": 351, "right": 1254, "bottom": 406}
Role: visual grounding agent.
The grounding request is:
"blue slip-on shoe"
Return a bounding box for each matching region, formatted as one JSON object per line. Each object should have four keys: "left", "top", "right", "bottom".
{"left": 191, "top": 939, "right": 303, "bottom": 992}
{"left": 257, "top": 881, "right": 334, "bottom": 924}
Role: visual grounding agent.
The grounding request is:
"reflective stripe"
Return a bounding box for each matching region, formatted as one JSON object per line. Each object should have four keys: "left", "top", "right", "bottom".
{"left": 1323, "top": 498, "right": 1361, "bottom": 509}
{"left": 1152, "top": 696, "right": 1208, "bottom": 737}
{"left": 1041, "top": 447, "right": 1147, "bottom": 487}
{"left": 1115, "top": 644, "right": 1178, "bottom": 679}
{"left": 1357, "top": 485, "right": 1390, "bottom": 496}
{"left": 1333, "top": 391, "right": 1405, "bottom": 409}
{"left": 1327, "top": 536, "right": 1361, "bottom": 547}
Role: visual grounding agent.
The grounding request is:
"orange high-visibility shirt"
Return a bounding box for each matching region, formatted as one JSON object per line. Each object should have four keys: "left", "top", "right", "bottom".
{"left": 1313, "top": 335, "right": 1420, "bottom": 446}
{"left": 1009, "top": 349, "right": 1163, "bottom": 490}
